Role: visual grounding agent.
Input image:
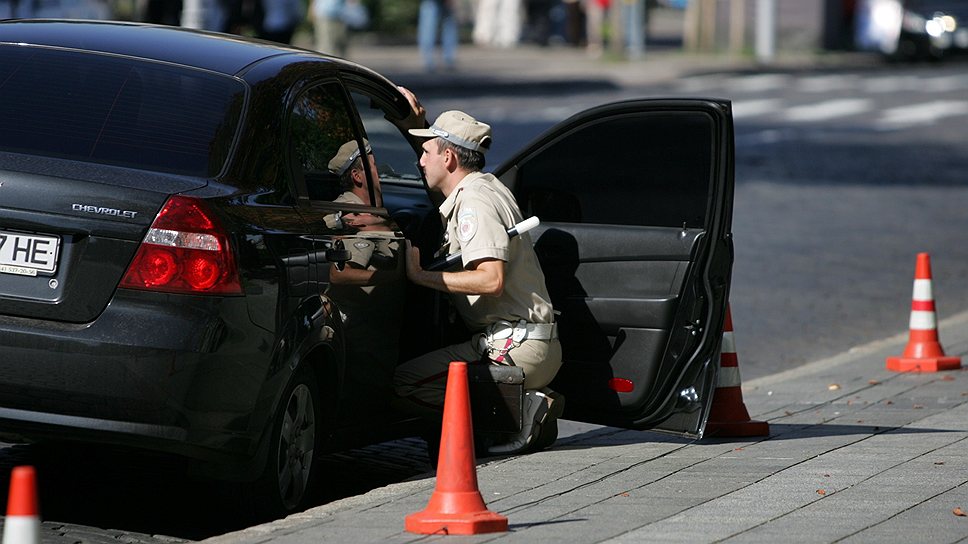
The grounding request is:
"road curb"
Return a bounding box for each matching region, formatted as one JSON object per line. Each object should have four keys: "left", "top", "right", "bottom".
{"left": 744, "top": 308, "right": 968, "bottom": 390}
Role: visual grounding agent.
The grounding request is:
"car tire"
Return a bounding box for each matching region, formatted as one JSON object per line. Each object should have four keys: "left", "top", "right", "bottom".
{"left": 250, "top": 364, "right": 322, "bottom": 518}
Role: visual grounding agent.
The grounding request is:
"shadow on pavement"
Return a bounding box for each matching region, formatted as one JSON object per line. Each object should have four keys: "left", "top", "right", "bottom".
{"left": 547, "top": 420, "right": 959, "bottom": 453}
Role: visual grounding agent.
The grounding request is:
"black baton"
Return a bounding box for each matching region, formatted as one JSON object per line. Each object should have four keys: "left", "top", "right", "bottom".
{"left": 426, "top": 216, "right": 541, "bottom": 271}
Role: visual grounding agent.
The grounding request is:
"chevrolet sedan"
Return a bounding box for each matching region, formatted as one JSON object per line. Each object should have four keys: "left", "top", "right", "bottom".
{"left": 0, "top": 20, "right": 735, "bottom": 516}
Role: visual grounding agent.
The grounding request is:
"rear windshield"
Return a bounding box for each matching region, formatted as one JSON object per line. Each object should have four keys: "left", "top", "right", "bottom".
{"left": 0, "top": 45, "right": 245, "bottom": 177}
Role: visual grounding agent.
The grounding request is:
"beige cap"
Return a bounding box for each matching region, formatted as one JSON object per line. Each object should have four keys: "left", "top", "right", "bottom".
{"left": 409, "top": 110, "right": 492, "bottom": 153}
{"left": 328, "top": 139, "right": 370, "bottom": 175}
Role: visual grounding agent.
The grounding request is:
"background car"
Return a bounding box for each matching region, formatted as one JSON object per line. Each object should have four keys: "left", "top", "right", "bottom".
{"left": 0, "top": 20, "right": 734, "bottom": 518}
{"left": 855, "top": 0, "right": 968, "bottom": 59}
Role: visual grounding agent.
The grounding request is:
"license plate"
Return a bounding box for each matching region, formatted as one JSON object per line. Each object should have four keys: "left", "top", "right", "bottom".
{"left": 0, "top": 230, "right": 61, "bottom": 277}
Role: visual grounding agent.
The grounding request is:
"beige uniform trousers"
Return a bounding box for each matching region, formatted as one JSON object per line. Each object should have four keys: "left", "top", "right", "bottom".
{"left": 393, "top": 334, "right": 562, "bottom": 414}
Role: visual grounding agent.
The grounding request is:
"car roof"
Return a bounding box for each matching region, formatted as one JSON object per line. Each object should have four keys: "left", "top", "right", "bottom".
{"left": 0, "top": 19, "right": 324, "bottom": 76}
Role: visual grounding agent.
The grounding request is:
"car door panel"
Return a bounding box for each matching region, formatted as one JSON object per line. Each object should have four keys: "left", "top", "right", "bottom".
{"left": 532, "top": 222, "right": 704, "bottom": 424}
{"left": 499, "top": 99, "right": 734, "bottom": 437}
{"left": 537, "top": 224, "right": 700, "bottom": 330}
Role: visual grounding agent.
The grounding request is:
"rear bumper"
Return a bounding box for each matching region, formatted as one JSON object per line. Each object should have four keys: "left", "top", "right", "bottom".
{"left": 0, "top": 290, "right": 277, "bottom": 477}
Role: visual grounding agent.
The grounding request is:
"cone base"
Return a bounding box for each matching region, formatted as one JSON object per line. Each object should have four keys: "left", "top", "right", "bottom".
{"left": 405, "top": 507, "right": 508, "bottom": 535}
{"left": 886, "top": 355, "right": 961, "bottom": 373}
{"left": 705, "top": 419, "right": 770, "bottom": 438}
{"left": 705, "top": 386, "right": 769, "bottom": 438}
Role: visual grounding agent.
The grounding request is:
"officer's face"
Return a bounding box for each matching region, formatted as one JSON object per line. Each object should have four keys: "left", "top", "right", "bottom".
{"left": 366, "top": 153, "right": 380, "bottom": 185}
{"left": 419, "top": 140, "right": 446, "bottom": 191}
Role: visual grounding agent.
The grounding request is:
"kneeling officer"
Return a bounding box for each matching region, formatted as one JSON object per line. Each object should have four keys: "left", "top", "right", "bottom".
{"left": 393, "top": 109, "right": 563, "bottom": 455}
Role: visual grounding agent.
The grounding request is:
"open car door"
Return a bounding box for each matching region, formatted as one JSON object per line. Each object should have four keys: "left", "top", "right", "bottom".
{"left": 496, "top": 99, "right": 735, "bottom": 438}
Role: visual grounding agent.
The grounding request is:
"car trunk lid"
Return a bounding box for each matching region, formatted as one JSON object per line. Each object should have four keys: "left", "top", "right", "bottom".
{"left": 0, "top": 158, "right": 207, "bottom": 323}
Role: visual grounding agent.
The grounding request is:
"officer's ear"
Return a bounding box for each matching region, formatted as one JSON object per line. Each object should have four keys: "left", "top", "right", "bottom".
{"left": 443, "top": 148, "right": 459, "bottom": 171}
{"left": 352, "top": 167, "right": 366, "bottom": 187}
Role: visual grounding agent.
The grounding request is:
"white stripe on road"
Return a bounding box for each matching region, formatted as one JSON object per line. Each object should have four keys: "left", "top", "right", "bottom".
{"left": 724, "top": 74, "right": 792, "bottom": 93}
{"left": 861, "top": 75, "right": 922, "bottom": 94}
{"left": 921, "top": 74, "right": 968, "bottom": 93}
{"left": 731, "top": 99, "right": 782, "bottom": 119}
{"left": 784, "top": 98, "right": 873, "bottom": 122}
{"left": 877, "top": 100, "right": 968, "bottom": 129}
{"left": 797, "top": 74, "right": 853, "bottom": 93}
{"left": 677, "top": 74, "right": 727, "bottom": 93}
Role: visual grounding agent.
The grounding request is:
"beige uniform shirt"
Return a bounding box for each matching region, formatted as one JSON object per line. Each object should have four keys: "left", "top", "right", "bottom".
{"left": 438, "top": 172, "right": 554, "bottom": 331}
{"left": 323, "top": 191, "right": 365, "bottom": 229}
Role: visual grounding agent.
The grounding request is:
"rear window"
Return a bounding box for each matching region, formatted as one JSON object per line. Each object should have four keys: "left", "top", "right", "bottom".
{"left": 0, "top": 45, "right": 245, "bottom": 177}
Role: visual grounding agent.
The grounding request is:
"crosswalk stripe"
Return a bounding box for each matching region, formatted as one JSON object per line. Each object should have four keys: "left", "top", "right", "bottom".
{"left": 797, "top": 74, "right": 853, "bottom": 93}
{"left": 677, "top": 74, "right": 727, "bottom": 93}
{"left": 861, "top": 75, "right": 921, "bottom": 93}
{"left": 732, "top": 99, "right": 783, "bottom": 119}
{"left": 920, "top": 74, "right": 968, "bottom": 93}
{"left": 877, "top": 100, "right": 968, "bottom": 128}
{"left": 784, "top": 98, "right": 873, "bottom": 122}
{"left": 723, "top": 73, "right": 791, "bottom": 93}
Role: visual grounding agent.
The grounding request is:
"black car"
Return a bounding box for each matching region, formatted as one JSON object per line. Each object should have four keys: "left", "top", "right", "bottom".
{"left": 855, "top": 0, "right": 968, "bottom": 59}
{"left": 0, "top": 21, "right": 734, "bottom": 516}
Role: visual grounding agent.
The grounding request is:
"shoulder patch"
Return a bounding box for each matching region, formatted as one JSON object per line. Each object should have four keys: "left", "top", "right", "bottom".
{"left": 353, "top": 241, "right": 371, "bottom": 249}
{"left": 457, "top": 208, "right": 478, "bottom": 242}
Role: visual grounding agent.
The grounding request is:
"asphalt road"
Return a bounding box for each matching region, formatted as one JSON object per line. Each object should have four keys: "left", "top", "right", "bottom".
{"left": 414, "top": 57, "right": 968, "bottom": 380}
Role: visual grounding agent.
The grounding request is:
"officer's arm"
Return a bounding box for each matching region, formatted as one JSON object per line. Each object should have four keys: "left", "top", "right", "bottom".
{"left": 406, "top": 241, "right": 504, "bottom": 296}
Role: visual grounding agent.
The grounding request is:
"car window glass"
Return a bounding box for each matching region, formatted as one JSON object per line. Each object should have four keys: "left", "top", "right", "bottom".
{"left": 350, "top": 91, "right": 423, "bottom": 187}
{"left": 515, "top": 112, "right": 713, "bottom": 228}
{"left": 289, "top": 83, "right": 373, "bottom": 204}
{"left": 0, "top": 46, "right": 243, "bottom": 177}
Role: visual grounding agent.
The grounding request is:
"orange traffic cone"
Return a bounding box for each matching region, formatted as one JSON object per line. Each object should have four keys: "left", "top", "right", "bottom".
{"left": 405, "top": 361, "right": 508, "bottom": 535}
{"left": 887, "top": 253, "right": 962, "bottom": 372}
{"left": 704, "top": 306, "right": 769, "bottom": 437}
{"left": 2, "top": 466, "right": 39, "bottom": 544}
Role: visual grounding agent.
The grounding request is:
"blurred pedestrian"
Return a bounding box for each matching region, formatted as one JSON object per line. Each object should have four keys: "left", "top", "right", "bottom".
{"left": 311, "top": 0, "right": 348, "bottom": 56}
{"left": 584, "top": 0, "right": 608, "bottom": 56}
{"left": 556, "top": 0, "right": 584, "bottom": 45}
{"left": 473, "top": 0, "right": 522, "bottom": 48}
{"left": 417, "top": 0, "right": 459, "bottom": 71}
{"left": 524, "top": 0, "right": 555, "bottom": 45}
{"left": 144, "top": 0, "right": 182, "bottom": 25}
{"left": 224, "top": 0, "right": 263, "bottom": 35}
{"left": 259, "top": 0, "right": 304, "bottom": 44}
{"left": 0, "top": 0, "right": 26, "bottom": 18}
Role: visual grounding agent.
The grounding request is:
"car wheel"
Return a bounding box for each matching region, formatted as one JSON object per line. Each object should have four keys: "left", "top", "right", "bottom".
{"left": 253, "top": 364, "right": 322, "bottom": 517}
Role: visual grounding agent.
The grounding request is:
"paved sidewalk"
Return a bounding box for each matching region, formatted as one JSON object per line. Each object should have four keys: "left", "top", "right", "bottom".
{"left": 205, "top": 311, "right": 968, "bottom": 543}
{"left": 345, "top": 43, "right": 877, "bottom": 93}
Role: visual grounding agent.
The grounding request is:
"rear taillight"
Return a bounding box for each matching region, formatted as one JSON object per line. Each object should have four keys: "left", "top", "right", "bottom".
{"left": 120, "top": 196, "right": 242, "bottom": 295}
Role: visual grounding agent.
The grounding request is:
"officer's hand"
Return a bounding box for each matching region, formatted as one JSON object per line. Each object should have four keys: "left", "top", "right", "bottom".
{"left": 404, "top": 240, "right": 423, "bottom": 281}
{"left": 397, "top": 86, "right": 426, "bottom": 129}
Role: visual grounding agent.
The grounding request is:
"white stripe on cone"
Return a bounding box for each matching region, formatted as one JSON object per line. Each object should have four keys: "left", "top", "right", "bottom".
{"left": 721, "top": 330, "right": 736, "bottom": 354}
{"left": 1, "top": 516, "right": 39, "bottom": 544}
{"left": 717, "top": 366, "right": 742, "bottom": 388}
{"left": 909, "top": 310, "right": 937, "bottom": 331}
{"left": 913, "top": 279, "right": 933, "bottom": 301}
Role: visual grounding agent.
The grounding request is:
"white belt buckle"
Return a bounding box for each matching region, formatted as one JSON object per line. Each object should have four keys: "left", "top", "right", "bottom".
{"left": 511, "top": 319, "right": 528, "bottom": 343}
{"left": 487, "top": 320, "right": 514, "bottom": 342}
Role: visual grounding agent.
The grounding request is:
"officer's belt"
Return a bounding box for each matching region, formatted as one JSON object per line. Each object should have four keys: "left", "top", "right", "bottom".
{"left": 484, "top": 320, "right": 558, "bottom": 342}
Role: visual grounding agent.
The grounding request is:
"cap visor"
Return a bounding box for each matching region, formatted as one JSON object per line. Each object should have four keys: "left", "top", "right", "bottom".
{"left": 408, "top": 128, "right": 436, "bottom": 137}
